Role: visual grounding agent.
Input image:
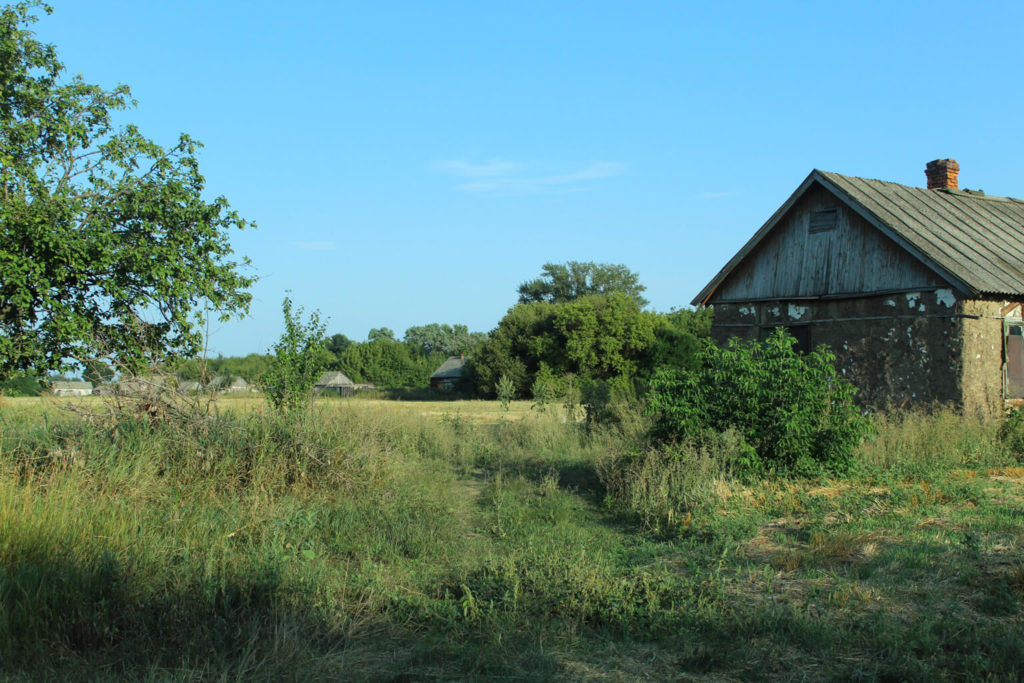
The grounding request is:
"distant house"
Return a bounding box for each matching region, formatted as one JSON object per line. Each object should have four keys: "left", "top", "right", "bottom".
{"left": 430, "top": 356, "right": 466, "bottom": 391}
{"left": 176, "top": 380, "right": 202, "bottom": 394}
{"left": 694, "top": 159, "right": 1024, "bottom": 417}
{"left": 209, "top": 376, "right": 253, "bottom": 393}
{"left": 315, "top": 371, "right": 355, "bottom": 396}
{"left": 50, "top": 380, "right": 93, "bottom": 397}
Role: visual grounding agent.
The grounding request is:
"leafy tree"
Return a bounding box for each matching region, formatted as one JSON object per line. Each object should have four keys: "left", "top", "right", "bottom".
{"left": 172, "top": 353, "right": 268, "bottom": 384}
{"left": 647, "top": 328, "right": 871, "bottom": 476}
{"left": 644, "top": 307, "right": 713, "bottom": 376}
{"left": 470, "top": 302, "right": 562, "bottom": 397}
{"left": 0, "top": 4, "right": 253, "bottom": 380}
{"left": 555, "top": 294, "right": 656, "bottom": 379}
{"left": 325, "top": 333, "right": 353, "bottom": 357}
{"left": 367, "top": 327, "right": 396, "bottom": 343}
{"left": 517, "top": 261, "right": 648, "bottom": 307}
{"left": 472, "top": 295, "right": 667, "bottom": 398}
{"left": 403, "top": 323, "right": 487, "bottom": 356}
{"left": 336, "top": 337, "right": 444, "bottom": 389}
{"left": 260, "top": 298, "right": 328, "bottom": 412}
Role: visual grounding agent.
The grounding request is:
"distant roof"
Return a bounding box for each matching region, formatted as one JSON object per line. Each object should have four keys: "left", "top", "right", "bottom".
{"left": 430, "top": 356, "right": 466, "bottom": 379}
{"left": 315, "top": 371, "right": 354, "bottom": 388}
{"left": 694, "top": 169, "right": 1024, "bottom": 305}
{"left": 50, "top": 380, "right": 93, "bottom": 391}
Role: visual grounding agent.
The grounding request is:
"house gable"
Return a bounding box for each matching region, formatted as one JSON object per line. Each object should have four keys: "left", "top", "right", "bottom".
{"left": 707, "top": 181, "right": 948, "bottom": 303}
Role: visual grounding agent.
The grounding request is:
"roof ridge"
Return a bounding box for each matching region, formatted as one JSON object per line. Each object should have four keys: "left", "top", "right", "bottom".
{"left": 817, "top": 169, "right": 1021, "bottom": 203}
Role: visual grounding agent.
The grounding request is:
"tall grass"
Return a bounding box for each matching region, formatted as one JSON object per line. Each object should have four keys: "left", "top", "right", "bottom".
{"left": 3, "top": 400, "right": 1024, "bottom": 679}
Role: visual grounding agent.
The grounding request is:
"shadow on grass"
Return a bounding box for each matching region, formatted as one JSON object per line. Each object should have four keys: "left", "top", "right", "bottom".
{"left": 0, "top": 544, "right": 566, "bottom": 680}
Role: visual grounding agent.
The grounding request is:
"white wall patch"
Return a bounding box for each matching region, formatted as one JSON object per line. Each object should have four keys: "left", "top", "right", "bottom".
{"left": 935, "top": 288, "right": 955, "bottom": 308}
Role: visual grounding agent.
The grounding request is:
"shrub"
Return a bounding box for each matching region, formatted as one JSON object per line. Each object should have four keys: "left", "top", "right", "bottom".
{"left": 260, "top": 298, "right": 329, "bottom": 413}
{"left": 647, "top": 328, "right": 871, "bottom": 476}
{"left": 496, "top": 374, "right": 516, "bottom": 411}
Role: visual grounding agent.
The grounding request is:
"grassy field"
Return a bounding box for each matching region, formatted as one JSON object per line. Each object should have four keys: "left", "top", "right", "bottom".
{"left": 2, "top": 395, "right": 1024, "bottom": 680}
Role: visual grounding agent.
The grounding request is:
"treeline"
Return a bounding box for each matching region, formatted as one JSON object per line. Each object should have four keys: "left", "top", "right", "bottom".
{"left": 164, "top": 323, "right": 489, "bottom": 391}
{"left": 1, "top": 263, "right": 713, "bottom": 397}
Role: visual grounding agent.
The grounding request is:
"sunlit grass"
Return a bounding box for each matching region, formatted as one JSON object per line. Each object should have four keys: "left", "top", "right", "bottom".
{"left": 2, "top": 401, "right": 1023, "bottom": 679}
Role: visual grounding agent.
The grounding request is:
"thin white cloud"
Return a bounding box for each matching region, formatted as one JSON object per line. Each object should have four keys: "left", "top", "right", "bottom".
{"left": 291, "top": 241, "right": 336, "bottom": 251}
{"left": 696, "top": 191, "right": 737, "bottom": 199}
{"left": 434, "top": 159, "right": 624, "bottom": 196}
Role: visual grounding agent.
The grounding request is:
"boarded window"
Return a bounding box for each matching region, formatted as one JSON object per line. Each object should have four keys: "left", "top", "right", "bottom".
{"left": 1006, "top": 323, "right": 1024, "bottom": 398}
{"left": 809, "top": 208, "right": 838, "bottom": 234}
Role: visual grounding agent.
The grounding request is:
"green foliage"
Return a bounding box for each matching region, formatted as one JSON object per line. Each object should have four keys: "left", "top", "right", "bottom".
{"left": 646, "top": 307, "right": 713, "bottom": 374}
{"left": 998, "top": 408, "right": 1024, "bottom": 461}
{"left": 471, "top": 302, "right": 560, "bottom": 397}
{"left": 530, "top": 362, "right": 558, "bottom": 411}
{"left": 496, "top": 374, "right": 516, "bottom": 410}
{"left": 334, "top": 337, "right": 445, "bottom": 389}
{"left": 404, "top": 323, "right": 487, "bottom": 357}
{"left": 471, "top": 294, "right": 703, "bottom": 398}
{"left": 171, "top": 353, "right": 268, "bottom": 384}
{"left": 579, "top": 375, "right": 650, "bottom": 436}
{"left": 0, "top": 368, "right": 42, "bottom": 395}
{"left": 260, "top": 298, "right": 328, "bottom": 412}
{"left": 517, "top": 261, "right": 648, "bottom": 307}
{"left": 648, "top": 328, "right": 871, "bottom": 476}
{"left": 367, "top": 327, "right": 396, "bottom": 342}
{"left": 556, "top": 293, "right": 656, "bottom": 379}
{"left": 325, "top": 333, "right": 353, "bottom": 357}
{"left": 0, "top": 4, "right": 253, "bottom": 380}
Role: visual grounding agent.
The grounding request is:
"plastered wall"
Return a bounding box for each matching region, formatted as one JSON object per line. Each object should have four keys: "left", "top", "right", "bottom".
{"left": 711, "top": 289, "right": 991, "bottom": 413}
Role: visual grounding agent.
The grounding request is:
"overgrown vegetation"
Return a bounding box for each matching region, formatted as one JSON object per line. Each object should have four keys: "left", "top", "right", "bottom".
{"left": 648, "top": 328, "right": 871, "bottom": 476}
{"left": 259, "top": 297, "right": 329, "bottom": 412}
{"left": 2, "top": 398, "right": 1024, "bottom": 679}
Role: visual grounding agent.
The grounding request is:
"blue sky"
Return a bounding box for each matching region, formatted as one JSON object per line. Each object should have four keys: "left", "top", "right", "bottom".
{"left": 32, "top": 1, "right": 1024, "bottom": 356}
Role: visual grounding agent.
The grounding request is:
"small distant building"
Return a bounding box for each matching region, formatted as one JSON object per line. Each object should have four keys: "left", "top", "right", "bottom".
{"left": 177, "top": 380, "right": 202, "bottom": 394}
{"left": 430, "top": 355, "right": 466, "bottom": 391}
{"left": 315, "top": 371, "right": 355, "bottom": 396}
{"left": 207, "top": 376, "right": 253, "bottom": 393}
{"left": 354, "top": 382, "right": 377, "bottom": 391}
{"left": 222, "top": 377, "right": 252, "bottom": 393}
{"left": 50, "top": 380, "right": 93, "bottom": 397}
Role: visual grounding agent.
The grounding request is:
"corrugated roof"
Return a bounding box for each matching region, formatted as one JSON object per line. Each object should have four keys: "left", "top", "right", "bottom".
{"left": 694, "top": 169, "right": 1024, "bottom": 305}
{"left": 430, "top": 357, "right": 466, "bottom": 379}
{"left": 315, "top": 371, "right": 354, "bottom": 388}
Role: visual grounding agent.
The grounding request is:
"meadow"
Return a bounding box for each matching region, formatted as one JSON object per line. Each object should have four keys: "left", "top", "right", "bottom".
{"left": 3, "top": 394, "right": 1024, "bottom": 680}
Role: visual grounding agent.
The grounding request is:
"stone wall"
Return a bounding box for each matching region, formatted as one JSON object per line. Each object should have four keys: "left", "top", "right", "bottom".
{"left": 960, "top": 299, "right": 1012, "bottom": 419}
{"left": 711, "top": 289, "right": 970, "bottom": 412}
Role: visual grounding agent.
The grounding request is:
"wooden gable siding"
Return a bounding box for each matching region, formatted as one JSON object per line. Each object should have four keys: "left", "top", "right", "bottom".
{"left": 711, "top": 183, "right": 945, "bottom": 302}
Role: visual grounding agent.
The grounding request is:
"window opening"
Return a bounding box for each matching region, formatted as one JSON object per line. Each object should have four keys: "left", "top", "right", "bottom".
{"left": 809, "top": 208, "right": 838, "bottom": 234}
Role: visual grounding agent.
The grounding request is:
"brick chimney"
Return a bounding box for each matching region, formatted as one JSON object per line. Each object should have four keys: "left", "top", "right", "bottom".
{"left": 925, "top": 159, "right": 959, "bottom": 191}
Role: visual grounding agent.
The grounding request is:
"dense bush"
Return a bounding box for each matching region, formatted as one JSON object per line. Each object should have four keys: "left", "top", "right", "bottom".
{"left": 647, "top": 328, "right": 871, "bottom": 476}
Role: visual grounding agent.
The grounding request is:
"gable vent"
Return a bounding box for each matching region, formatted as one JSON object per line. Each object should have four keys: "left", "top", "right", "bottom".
{"left": 809, "top": 208, "right": 838, "bottom": 233}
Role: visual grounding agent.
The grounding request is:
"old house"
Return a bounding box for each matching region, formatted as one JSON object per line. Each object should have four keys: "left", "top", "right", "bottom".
{"left": 693, "top": 159, "right": 1024, "bottom": 417}
{"left": 50, "top": 380, "right": 93, "bottom": 397}
{"left": 315, "top": 371, "right": 355, "bottom": 396}
{"left": 206, "top": 376, "right": 253, "bottom": 393}
{"left": 430, "top": 356, "right": 466, "bottom": 391}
